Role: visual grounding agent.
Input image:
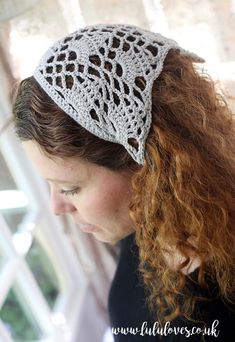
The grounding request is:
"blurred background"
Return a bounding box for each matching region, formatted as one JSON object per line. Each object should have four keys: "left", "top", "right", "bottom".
{"left": 0, "top": 0, "right": 234, "bottom": 341}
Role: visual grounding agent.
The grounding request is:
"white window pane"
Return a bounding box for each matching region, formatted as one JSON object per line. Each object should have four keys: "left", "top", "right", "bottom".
{"left": 25, "top": 235, "right": 60, "bottom": 309}
{"left": 0, "top": 283, "right": 43, "bottom": 341}
{"left": 0, "top": 147, "right": 30, "bottom": 234}
{"left": 0, "top": 246, "right": 8, "bottom": 269}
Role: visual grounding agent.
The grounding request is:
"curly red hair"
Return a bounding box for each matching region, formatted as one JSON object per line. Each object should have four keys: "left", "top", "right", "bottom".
{"left": 129, "top": 50, "right": 235, "bottom": 323}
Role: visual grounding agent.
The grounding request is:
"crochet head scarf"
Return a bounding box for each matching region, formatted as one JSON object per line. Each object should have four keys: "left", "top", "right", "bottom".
{"left": 33, "top": 24, "right": 204, "bottom": 165}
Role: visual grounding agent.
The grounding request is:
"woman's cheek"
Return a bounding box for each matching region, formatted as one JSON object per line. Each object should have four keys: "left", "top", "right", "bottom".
{"left": 74, "top": 190, "right": 106, "bottom": 221}
{"left": 83, "top": 189, "right": 117, "bottom": 221}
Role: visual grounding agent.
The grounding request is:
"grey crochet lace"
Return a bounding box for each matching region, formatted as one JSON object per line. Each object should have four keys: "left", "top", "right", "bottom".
{"left": 33, "top": 24, "right": 204, "bottom": 165}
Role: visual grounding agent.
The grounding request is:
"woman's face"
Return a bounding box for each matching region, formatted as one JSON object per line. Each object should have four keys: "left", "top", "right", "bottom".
{"left": 22, "top": 141, "right": 135, "bottom": 244}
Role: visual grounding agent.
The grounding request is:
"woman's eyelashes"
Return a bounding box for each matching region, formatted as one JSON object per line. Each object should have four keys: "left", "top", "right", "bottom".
{"left": 59, "top": 187, "right": 80, "bottom": 196}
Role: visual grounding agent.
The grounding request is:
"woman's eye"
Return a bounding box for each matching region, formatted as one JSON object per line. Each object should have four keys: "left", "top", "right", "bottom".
{"left": 59, "top": 187, "right": 80, "bottom": 196}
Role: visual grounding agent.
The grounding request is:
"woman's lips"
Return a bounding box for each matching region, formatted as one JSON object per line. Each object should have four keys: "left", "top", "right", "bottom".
{"left": 78, "top": 224, "right": 99, "bottom": 233}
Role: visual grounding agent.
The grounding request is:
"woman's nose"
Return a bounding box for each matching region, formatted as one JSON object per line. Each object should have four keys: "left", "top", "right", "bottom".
{"left": 50, "top": 186, "right": 76, "bottom": 216}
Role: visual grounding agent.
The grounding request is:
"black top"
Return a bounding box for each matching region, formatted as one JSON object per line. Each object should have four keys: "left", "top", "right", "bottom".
{"left": 108, "top": 233, "right": 235, "bottom": 341}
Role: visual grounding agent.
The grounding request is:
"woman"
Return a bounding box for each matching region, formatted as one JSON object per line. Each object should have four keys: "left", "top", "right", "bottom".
{"left": 12, "top": 24, "right": 235, "bottom": 341}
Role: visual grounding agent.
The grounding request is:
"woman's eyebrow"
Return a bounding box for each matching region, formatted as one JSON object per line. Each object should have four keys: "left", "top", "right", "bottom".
{"left": 45, "top": 177, "right": 77, "bottom": 184}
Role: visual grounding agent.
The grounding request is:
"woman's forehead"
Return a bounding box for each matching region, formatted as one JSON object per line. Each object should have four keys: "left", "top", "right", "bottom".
{"left": 22, "top": 140, "right": 90, "bottom": 181}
